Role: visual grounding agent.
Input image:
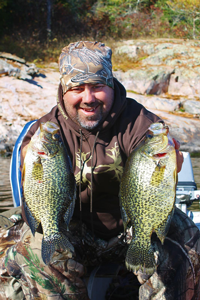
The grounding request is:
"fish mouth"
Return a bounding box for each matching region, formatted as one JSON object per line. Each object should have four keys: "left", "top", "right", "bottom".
{"left": 32, "top": 138, "right": 52, "bottom": 157}
{"left": 36, "top": 147, "right": 58, "bottom": 158}
{"left": 153, "top": 152, "right": 167, "bottom": 158}
{"left": 37, "top": 151, "right": 48, "bottom": 156}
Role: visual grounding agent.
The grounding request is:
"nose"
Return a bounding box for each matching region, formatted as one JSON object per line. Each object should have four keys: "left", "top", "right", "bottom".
{"left": 82, "top": 85, "right": 95, "bottom": 104}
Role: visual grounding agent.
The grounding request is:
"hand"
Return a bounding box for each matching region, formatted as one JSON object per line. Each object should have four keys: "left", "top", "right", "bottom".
{"left": 134, "top": 269, "right": 151, "bottom": 284}
{"left": 173, "top": 138, "right": 184, "bottom": 173}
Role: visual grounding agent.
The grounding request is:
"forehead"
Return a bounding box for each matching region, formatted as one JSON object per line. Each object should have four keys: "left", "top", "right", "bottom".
{"left": 70, "top": 83, "right": 105, "bottom": 89}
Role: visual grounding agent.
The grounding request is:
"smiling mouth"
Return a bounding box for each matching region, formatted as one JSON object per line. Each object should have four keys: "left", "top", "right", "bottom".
{"left": 79, "top": 105, "right": 100, "bottom": 113}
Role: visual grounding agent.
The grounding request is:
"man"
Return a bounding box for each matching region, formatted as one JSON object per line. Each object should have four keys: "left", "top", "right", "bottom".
{"left": 0, "top": 41, "right": 199, "bottom": 300}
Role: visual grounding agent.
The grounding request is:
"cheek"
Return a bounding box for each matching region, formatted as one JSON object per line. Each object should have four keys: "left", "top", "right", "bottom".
{"left": 64, "top": 97, "right": 79, "bottom": 107}
{"left": 103, "top": 92, "right": 114, "bottom": 111}
{"left": 63, "top": 100, "right": 77, "bottom": 119}
{"left": 106, "top": 99, "right": 114, "bottom": 110}
{"left": 63, "top": 95, "right": 80, "bottom": 113}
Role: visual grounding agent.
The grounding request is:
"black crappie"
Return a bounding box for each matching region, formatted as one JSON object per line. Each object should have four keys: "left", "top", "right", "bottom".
{"left": 22, "top": 121, "right": 76, "bottom": 264}
{"left": 120, "top": 122, "right": 177, "bottom": 275}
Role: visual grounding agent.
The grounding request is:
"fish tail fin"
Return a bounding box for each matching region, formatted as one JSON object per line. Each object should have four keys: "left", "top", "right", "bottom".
{"left": 125, "top": 240, "right": 155, "bottom": 275}
{"left": 42, "top": 232, "right": 74, "bottom": 265}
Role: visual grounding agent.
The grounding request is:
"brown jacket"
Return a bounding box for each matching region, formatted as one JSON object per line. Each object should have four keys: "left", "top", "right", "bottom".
{"left": 21, "top": 78, "right": 161, "bottom": 240}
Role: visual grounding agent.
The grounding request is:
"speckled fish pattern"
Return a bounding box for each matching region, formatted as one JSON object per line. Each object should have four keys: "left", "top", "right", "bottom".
{"left": 120, "top": 122, "right": 177, "bottom": 275}
{"left": 22, "top": 121, "right": 76, "bottom": 264}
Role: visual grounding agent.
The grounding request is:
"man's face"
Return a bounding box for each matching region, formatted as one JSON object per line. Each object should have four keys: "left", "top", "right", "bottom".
{"left": 63, "top": 83, "right": 114, "bottom": 130}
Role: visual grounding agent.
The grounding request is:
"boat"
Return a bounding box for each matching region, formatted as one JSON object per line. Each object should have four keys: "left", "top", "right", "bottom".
{"left": 176, "top": 151, "right": 200, "bottom": 229}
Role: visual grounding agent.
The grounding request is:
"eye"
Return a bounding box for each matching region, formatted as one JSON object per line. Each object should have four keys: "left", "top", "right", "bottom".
{"left": 71, "top": 87, "right": 84, "bottom": 92}
{"left": 147, "top": 134, "right": 153, "bottom": 139}
{"left": 93, "top": 84, "right": 104, "bottom": 90}
{"left": 52, "top": 133, "right": 60, "bottom": 141}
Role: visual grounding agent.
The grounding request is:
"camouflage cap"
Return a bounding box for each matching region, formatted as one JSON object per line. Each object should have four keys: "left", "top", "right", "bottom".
{"left": 59, "top": 41, "right": 114, "bottom": 94}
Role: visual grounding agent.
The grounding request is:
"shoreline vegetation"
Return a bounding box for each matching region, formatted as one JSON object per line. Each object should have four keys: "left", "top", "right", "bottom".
{"left": 1, "top": 1, "right": 200, "bottom": 157}
{"left": 1, "top": 0, "right": 200, "bottom": 63}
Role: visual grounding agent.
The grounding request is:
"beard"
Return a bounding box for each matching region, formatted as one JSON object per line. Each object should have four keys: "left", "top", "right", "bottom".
{"left": 76, "top": 108, "right": 103, "bottom": 130}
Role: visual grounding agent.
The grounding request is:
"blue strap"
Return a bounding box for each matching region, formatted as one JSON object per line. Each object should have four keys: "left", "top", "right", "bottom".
{"left": 10, "top": 120, "right": 37, "bottom": 207}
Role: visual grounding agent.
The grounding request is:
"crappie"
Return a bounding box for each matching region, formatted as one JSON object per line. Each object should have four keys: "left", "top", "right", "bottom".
{"left": 120, "top": 122, "right": 177, "bottom": 275}
{"left": 22, "top": 121, "right": 76, "bottom": 264}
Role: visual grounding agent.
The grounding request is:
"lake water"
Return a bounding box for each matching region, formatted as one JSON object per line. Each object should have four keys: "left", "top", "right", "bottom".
{"left": 0, "top": 156, "right": 200, "bottom": 213}
{"left": 0, "top": 157, "right": 13, "bottom": 212}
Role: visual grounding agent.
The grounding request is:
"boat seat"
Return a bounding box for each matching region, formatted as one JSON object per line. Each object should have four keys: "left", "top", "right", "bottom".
{"left": 10, "top": 120, "right": 37, "bottom": 207}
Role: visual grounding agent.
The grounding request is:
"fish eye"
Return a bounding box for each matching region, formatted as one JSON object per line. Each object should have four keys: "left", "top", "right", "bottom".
{"left": 52, "top": 133, "right": 60, "bottom": 141}
{"left": 147, "top": 134, "right": 153, "bottom": 139}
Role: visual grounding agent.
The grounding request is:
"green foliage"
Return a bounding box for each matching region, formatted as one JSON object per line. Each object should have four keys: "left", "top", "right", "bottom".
{"left": 0, "top": 0, "right": 8, "bottom": 9}
{"left": 0, "top": 0, "right": 200, "bottom": 61}
{"left": 156, "top": 0, "right": 200, "bottom": 38}
{"left": 191, "top": 152, "right": 200, "bottom": 158}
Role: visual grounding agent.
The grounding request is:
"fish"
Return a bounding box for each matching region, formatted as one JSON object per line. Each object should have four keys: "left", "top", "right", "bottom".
{"left": 22, "top": 121, "right": 76, "bottom": 265}
{"left": 119, "top": 122, "right": 177, "bottom": 275}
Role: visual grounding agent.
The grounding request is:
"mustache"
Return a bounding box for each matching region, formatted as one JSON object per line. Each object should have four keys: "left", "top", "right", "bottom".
{"left": 78, "top": 102, "right": 102, "bottom": 109}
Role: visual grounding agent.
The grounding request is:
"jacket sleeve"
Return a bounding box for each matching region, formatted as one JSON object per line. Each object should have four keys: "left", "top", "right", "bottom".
{"left": 20, "top": 120, "right": 41, "bottom": 170}
{"left": 20, "top": 106, "right": 59, "bottom": 169}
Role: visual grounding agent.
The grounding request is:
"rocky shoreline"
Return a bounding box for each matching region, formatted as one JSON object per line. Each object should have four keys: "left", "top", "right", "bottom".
{"left": 1, "top": 39, "right": 200, "bottom": 155}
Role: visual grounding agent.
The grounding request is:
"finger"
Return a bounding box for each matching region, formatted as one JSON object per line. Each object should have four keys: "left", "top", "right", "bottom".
{"left": 176, "top": 149, "right": 184, "bottom": 173}
{"left": 63, "top": 259, "right": 85, "bottom": 278}
{"left": 51, "top": 254, "right": 85, "bottom": 279}
{"left": 172, "top": 138, "right": 180, "bottom": 150}
{"left": 134, "top": 270, "right": 151, "bottom": 284}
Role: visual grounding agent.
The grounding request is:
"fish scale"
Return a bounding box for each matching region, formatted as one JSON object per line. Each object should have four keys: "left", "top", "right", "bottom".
{"left": 120, "top": 122, "right": 177, "bottom": 275}
{"left": 22, "top": 121, "right": 76, "bottom": 265}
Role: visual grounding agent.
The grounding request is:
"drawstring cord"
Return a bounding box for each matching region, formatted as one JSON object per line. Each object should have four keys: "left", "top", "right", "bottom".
{"left": 78, "top": 129, "right": 100, "bottom": 241}
{"left": 90, "top": 131, "right": 100, "bottom": 239}
{"left": 79, "top": 129, "right": 83, "bottom": 236}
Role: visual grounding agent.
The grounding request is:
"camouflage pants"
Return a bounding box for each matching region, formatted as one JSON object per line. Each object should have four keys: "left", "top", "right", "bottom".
{"left": 0, "top": 207, "right": 200, "bottom": 300}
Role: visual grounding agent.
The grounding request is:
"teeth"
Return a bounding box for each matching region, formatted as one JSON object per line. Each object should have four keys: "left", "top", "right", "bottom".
{"left": 83, "top": 108, "right": 95, "bottom": 112}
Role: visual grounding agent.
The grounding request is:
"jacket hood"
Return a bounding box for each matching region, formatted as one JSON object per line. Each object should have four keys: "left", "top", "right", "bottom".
{"left": 57, "top": 77, "right": 127, "bottom": 138}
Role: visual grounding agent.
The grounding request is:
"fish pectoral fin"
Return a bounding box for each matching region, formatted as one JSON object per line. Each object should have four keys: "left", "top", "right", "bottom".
{"left": 23, "top": 199, "right": 40, "bottom": 236}
{"left": 120, "top": 205, "right": 130, "bottom": 232}
{"left": 154, "top": 212, "right": 174, "bottom": 244}
{"left": 64, "top": 197, "right": 76, "bottom": 227}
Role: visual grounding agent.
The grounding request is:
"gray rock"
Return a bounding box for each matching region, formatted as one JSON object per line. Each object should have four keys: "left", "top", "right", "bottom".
{"left": 168, "top": 67, "right": 200, "bottom": 97}
{"left": 114, "top": 66, "right": 174, "bottom": 95}
{"left": 0, "top": 55, "right": 39, "bottom": 80}
{"left": 127, "top": 92, "right": 179, "bottom": 112}
{"left": 141, "top": 48, "right": 176, "bottom": 65}
{"left": 0, "top": 52, "right": 26, "bottom": 64}
{"left": 154, "top": 43, "right": 175, "bottom": 51}
{"left": 183, "top": 100, "right": 200, "bottom": 115}
{"left": 0, "top": 59, "right": 20, "bottom": 76}
{"left": 114, "top": 40, "right": 200, "bottom": 99}
{"left": 137, "top": 44, "right": 155, "bottom": 56}
{"left": 115, "top": 45, "right": 139, "bottom": 58}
